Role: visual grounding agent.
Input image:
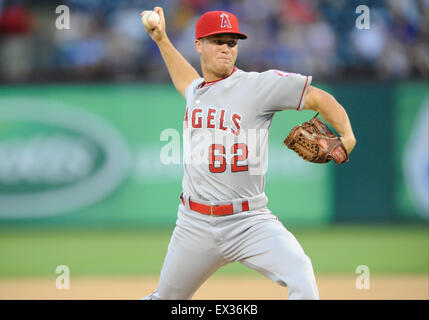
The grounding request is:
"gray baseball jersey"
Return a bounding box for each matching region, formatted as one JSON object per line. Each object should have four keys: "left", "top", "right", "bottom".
{"left": 182, "top": 67, "right": 312, "bottom": 201}
{"left": 143, "top": 67, "right": 318, "bottom": 300}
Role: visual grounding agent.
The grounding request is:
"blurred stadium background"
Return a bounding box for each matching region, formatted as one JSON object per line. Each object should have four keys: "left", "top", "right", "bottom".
{"left": 0, "top": 0, "right": 427, "bottom": 299}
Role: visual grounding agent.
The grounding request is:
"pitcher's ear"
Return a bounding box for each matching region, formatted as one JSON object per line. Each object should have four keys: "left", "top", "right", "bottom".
{"left": 195, "top": 39, "right": 202, "bottom": 54}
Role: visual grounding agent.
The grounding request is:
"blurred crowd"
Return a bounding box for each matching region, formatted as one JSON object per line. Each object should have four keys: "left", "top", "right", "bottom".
{"left": 0, "top": 0, "right": 428, "bottom": 83}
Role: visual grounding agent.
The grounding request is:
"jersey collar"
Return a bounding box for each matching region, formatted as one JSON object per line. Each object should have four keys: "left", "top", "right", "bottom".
{"left": 198, "top": 66, "right": 238, "bottom": 89}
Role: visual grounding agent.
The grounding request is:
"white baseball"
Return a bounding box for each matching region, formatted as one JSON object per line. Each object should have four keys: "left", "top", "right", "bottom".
{"left": 142, "top": 11, "right": 160, "bottom": 29}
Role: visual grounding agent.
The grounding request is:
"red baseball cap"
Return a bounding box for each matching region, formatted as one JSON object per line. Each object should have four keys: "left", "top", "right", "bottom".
{"left": 195, "top": 11, "right": 248, "bottom": 40}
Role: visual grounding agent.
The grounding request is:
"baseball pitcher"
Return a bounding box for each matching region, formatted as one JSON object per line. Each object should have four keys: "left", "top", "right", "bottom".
{"left": 141, "top": 7, "right": 356, "bottom": 300}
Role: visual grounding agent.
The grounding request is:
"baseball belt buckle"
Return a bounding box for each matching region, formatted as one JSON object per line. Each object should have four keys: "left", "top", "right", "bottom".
{"left": 211, "top": 204, "right": 219, "bottom": 216}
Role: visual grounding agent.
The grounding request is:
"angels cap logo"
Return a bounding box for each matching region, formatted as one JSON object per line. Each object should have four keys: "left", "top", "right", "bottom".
{"left": 220, "top": 12, "right": 232, "bottom": 29}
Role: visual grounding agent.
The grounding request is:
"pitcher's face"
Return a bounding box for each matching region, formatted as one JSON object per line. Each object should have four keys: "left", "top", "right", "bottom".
{"left": 195, "top": 34, "right": 238, "bottom": 79}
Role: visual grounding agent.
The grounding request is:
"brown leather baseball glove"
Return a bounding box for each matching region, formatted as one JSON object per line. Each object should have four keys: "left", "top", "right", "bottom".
{"left": 283, "top": 114, "right": 349, "bottom": 164}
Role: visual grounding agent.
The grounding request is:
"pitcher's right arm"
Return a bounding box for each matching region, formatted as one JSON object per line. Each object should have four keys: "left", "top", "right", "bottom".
{"left": 142, "top": 7, "right": 201, "bottom": 97}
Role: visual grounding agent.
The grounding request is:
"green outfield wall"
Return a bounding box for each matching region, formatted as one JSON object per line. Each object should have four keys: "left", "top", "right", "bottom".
{"left": 394, "top": 83, "right": 428, "bottom": 221}
{"left": 0, "top": 81, "right": 427, "bottom": 227}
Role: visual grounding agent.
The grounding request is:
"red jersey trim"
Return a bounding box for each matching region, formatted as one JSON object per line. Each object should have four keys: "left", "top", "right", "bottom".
{"left": 296, "top": 76, "right": 309, "bottom": 110}
{"left": 199, "top": 66, "right": 237, "bottom": 89}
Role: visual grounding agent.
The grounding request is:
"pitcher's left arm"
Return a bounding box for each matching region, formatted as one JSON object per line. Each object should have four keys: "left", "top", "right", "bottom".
{"left": 303, "top": 86, "right": 356, "bottom": 154}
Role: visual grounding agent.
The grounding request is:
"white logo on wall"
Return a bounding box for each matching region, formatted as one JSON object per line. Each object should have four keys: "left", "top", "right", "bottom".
{"left": 403, "top": 97, "right": 429, "bottom": 220}
{"left": 0, "top": 98, "right": 131, "bottom": 219}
